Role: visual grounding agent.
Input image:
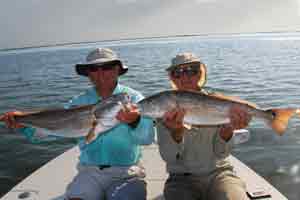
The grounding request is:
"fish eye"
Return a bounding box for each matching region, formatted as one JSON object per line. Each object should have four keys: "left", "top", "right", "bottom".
{"left": 271, "top": 111, "right": 276, "bottom": 118}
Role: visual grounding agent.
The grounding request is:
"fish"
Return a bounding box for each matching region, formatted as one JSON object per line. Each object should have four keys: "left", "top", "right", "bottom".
{"left": 82, "top": 90, "right": 299, "bottom": 136}
{"left": 0, "top": 93, "right": 130, "bottom": 142}
{"left": 136, "top": 90, "right": 299, "bottom": 135}
{"left": 1, "top": 90, "right": 298, "bottom": 140}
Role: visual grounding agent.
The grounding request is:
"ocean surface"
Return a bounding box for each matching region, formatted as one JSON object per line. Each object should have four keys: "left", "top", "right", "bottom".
{"left": 1, "top": 33, "right": 300, "bottom": 199}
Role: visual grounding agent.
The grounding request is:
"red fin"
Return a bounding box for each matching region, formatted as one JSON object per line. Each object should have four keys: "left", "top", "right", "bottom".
{"left": 269, "top": 108, "right": 296, "bottom": 135}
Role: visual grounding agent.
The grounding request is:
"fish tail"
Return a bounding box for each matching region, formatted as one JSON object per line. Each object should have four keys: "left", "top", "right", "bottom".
{"left": 85, "top": 118, "right": 98, "bottom": 144}
{"left": 0, "top": 114, "right": 4, "bottom": 121}
{"left": 267, "top": 108, "right": 296, "bottom": 135}
{"left": 85, "top": 130, "right": 96, "bottom": 144}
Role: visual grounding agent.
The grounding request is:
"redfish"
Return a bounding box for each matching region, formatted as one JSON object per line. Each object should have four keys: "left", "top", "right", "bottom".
{"left": 137, "top": 90, "right": 298, "bottom": 135}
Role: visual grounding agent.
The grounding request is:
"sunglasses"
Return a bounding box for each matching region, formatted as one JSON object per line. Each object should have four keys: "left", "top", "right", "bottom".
{"left": 88, "top": 65, "right": 116, "bottom": 73}
{"left": 171, "top": 65, "right": 200, "bottom": 78}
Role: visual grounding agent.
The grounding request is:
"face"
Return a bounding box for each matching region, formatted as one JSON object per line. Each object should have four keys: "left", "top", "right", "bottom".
{"left": 87, "top": 64, "right": 120, "bottom": 91}
{"left": 169, "top": 63, "right": 201, "bottom": 91}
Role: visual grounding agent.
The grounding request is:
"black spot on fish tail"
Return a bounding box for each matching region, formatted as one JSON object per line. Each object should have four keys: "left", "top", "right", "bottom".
{"left": 272, "top": 111, "right": 276, "bottom": 118}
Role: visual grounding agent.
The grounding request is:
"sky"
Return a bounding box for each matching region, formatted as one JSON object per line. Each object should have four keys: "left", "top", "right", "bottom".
{"left": 1, "top": 0, "right": 300, "bottom": 49}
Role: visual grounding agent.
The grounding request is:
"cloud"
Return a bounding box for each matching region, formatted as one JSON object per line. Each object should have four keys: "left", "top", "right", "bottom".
{"left": 195, "top": 0, "right": 217, "bottom": 4}
{"left": 115, "top": 0, "right": 137, "bottom": 4}
{"left": 0, "top": 0, "right": 300, "bottom": 49}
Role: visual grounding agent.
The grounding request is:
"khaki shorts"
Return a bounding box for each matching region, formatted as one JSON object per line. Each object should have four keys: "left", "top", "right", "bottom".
{"left": 65, "top": 164, "right": 146, "bottom": 200}
{"left": 164, "top": 168, "right": 249, "bottom": 200}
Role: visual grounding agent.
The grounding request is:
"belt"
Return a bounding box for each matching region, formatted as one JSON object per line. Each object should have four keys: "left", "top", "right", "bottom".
{"left": 98, "top": 165, "right": 111, "bottom": 170}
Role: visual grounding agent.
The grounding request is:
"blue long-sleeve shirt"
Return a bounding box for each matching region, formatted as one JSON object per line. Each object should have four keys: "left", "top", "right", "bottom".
{"left": 18, "top": 84, "right": 155, "bottom": 166}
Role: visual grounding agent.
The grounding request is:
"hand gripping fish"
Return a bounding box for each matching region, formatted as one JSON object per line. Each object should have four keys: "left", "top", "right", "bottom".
{"left": 0, "top": 90, "right": 298, "bottom": 142}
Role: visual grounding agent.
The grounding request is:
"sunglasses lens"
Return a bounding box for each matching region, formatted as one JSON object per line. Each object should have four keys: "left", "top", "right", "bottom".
{"left": 171, "top": 65, "right": 200, "bottom": 78}
{"left": 88, "top": 65, "right": 116, "bottom": 73}
{"left": 172, "top": 69, "right": 182, "bottom": 78}
{"left": 89, "top": 66, "right": 99, "bottom": 72}
{"left": 187, "top": 68, "right": 199, "bottom": 76}
{"left": 102, "top": 65, "right": 115, "bottom": 71}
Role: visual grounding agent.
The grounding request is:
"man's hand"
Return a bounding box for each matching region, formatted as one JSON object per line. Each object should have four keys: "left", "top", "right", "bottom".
{"left": 162, "top": 107, "right": 185, "bottom": 143}
{"left": 163, "top": 107, "right": 185, "bottom": 130}
{"left": 0, "top": 111, "right": 25, "bottom": 129}
{"left": 219, "top": 105, "right": 252, "bottom": 141}
{"left": 116, "top": 103, "right": 140, "bottom": 124}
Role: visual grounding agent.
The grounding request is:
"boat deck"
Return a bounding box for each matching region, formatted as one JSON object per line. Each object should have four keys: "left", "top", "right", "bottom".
{"left": 143, "top": 145, "right": 286, "bottom": 200}
{"left": 1, "top": 145, "right": 287, "bottom": 200}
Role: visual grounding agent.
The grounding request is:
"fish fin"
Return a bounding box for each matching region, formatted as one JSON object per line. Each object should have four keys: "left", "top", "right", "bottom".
{"left": 268, "top": 108, "right": 296, "bottom": 135}
{"left": 118, "top": 101, "right": 131, "bottom": 112}
{"left": 184, "top": 115, "right": 230, "bottom": 126}
{"left": 183, "top": 123, "right": 192, "bottom": 130}
{"left": 208, "top": 92, "right": 259, "bottom": 109}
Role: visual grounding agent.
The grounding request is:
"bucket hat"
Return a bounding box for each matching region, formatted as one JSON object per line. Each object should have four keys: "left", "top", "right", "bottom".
{"left": 166, "top": 52, "right": 201, "bottom": 71}
{"left": 75, "top": 48, "right": 128, "bottom": 76}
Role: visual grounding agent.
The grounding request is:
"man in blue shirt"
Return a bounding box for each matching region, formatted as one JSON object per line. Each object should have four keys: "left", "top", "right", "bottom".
{"left": 2, "top": 48, "right": 155, "bottom": 200}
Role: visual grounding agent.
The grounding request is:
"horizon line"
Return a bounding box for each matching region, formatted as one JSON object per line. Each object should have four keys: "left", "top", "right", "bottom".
{"left": 1, "top": 30, "right": 300, "bottom": 52}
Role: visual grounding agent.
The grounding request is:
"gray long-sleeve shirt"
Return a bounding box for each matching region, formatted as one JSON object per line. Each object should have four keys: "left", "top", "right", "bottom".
{"left": 156, "top": 120, "right": 233, "bottom": 175}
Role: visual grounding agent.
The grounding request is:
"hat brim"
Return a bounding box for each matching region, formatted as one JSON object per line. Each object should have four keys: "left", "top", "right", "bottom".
{"left": 75, "top": 60, "right": 128, "bottom": 76}
{"left": 166, "top": 61, "right": 201, "bottom": 71}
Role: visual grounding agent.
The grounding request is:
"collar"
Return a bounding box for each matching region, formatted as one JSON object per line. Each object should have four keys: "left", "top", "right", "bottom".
{"left": 92, "top": 83, "right": 123, "bottom": 101}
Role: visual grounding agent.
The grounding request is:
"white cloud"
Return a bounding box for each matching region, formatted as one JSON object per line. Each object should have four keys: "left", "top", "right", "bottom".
{"left": 195, "top": 0, "right": 217, "bottom": 4}
{"left": 115, "top": 0, "right": 137, "bottom": 4}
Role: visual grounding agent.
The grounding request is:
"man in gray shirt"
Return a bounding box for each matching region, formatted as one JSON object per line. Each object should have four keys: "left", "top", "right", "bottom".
{"left": 157, "top": 52, "right": 251, "bottom": 200}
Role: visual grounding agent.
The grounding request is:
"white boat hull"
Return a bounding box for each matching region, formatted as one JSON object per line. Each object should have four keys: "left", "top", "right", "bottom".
{"left": 1, "top": 145, "right": 287, "bottom": 200}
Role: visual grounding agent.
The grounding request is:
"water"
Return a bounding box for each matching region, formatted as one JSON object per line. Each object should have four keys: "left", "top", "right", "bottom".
{"left": 1, "top": 33, "right": 300, "bottom": 199}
